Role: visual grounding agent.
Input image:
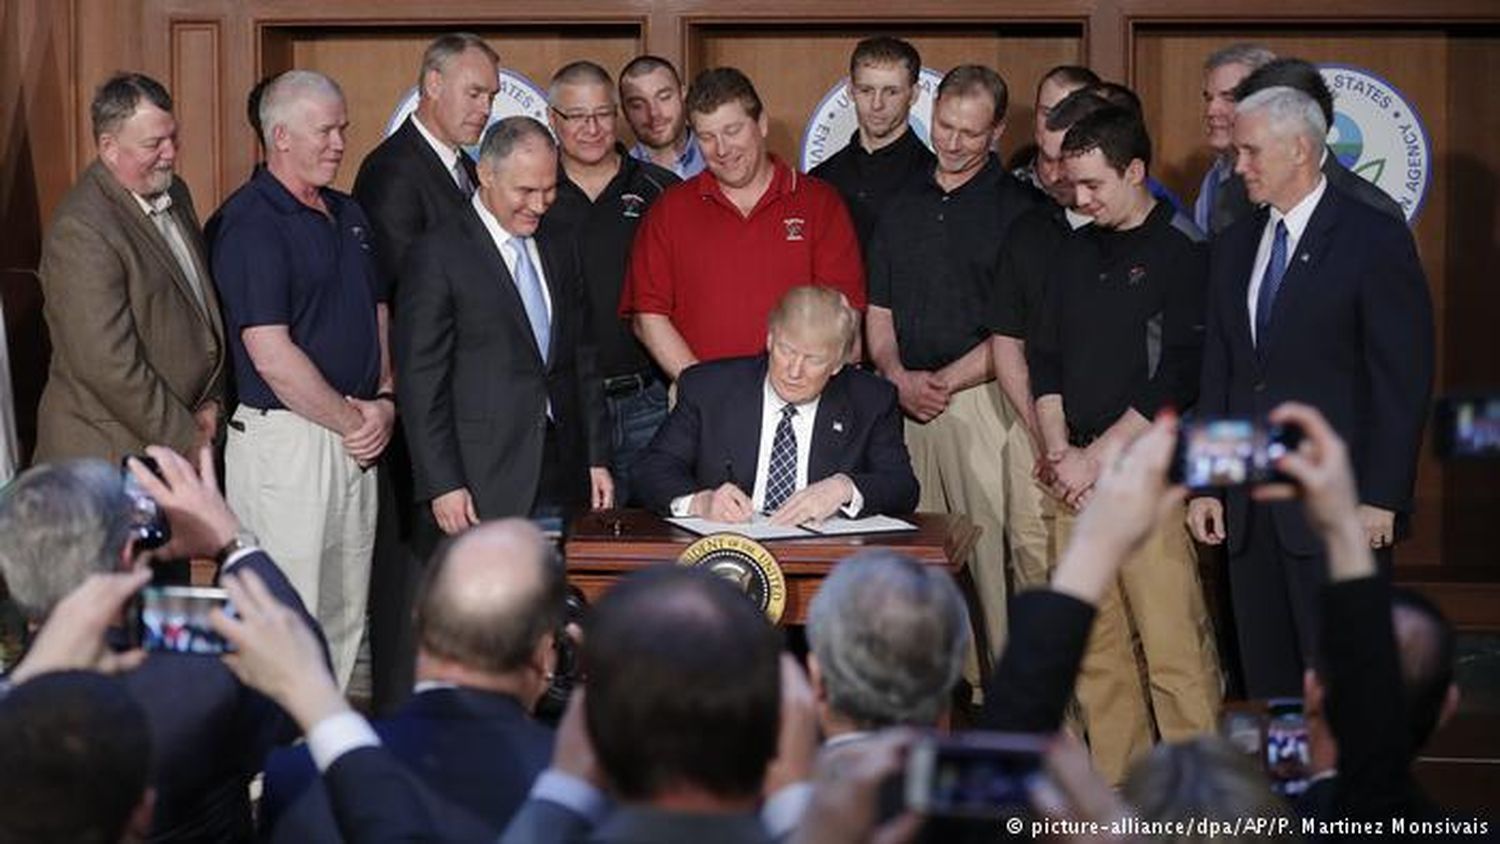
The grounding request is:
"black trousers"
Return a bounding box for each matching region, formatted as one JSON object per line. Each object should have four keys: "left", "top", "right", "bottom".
{"left": 1228, "top": 504, "right": 1392, "bottom": 699}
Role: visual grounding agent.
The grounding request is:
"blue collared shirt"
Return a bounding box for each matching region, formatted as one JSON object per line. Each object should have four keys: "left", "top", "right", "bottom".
{"left": 629, "top": 129, "right": 706, "bottom": 179}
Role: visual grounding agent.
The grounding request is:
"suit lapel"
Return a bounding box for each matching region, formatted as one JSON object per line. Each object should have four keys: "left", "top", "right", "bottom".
{"left": 809, "top": 370, "right": 852, "bottom": 482}
{"left": 1226, "top": 207, "right": 1268, "bottom": 365}
{"left": 400, "top": 117, "right": 470, "bottom": 203}
{"left": 535, "top": 235, "right": 567, "bottom": 369}
{"left": 728, "top": 359, "right": 769, "bottom": 494}
{"left": 460, "top": 208, "right": 546, "bottom": 366}
{"left": 1260, "top": 189, "right": 1338, "bottom": 356}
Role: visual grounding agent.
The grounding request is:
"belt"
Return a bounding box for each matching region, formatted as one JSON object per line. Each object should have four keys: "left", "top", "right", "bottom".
{"left": 603, "top": 371, "right": 656, "bottom": 397}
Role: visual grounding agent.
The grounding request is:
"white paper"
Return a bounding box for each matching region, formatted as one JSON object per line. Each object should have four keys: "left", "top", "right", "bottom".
{"left": 666, "top": 516, "right": 812, "bottom": 540}
{"left": 803, "top": 515, "right": 918, "bottom": 535}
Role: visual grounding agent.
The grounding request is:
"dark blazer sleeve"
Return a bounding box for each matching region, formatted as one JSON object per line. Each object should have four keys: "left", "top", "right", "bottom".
{"left": 632, "top": 365, "right": 711, "bottom": 513}
{"left": 395, "top": 233, "right": 466, "bottom": 502}
{"left": 558, "top": 238, "right": 610, "bottom": 468}
{"left": 354, "top": 151, "right": 426, "bottom": 292}
{"left": 846, "top": 378, "right": 919, "bottom": 515}
{"left": 1356, "top": 218, "right": 1434, "bottom": 514}
{"left": 322, "top": 746, "right": 496, "bottom": 844}
{"left": 499, "top": 798, "right": 595, "bottom": 844}
{"left": 980, "top": 590, "right": 1096, "bottom": 732}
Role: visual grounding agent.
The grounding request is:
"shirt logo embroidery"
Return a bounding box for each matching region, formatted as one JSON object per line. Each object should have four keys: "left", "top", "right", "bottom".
{"left": 1127, "top": 265, "right": 1147, "bottom": 286}
{"left": 621, "top": 193, "right": 646, "bottom": 219}
{"left": 783, "top": 217, "right": 806, "bottom": 241}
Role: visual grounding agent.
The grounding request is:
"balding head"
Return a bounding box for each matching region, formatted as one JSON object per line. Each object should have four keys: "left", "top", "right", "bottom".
{"left": 414, "top": 519, "right": 565, "bottom": 677}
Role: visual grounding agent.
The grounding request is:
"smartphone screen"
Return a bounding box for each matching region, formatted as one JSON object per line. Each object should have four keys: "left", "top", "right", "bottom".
{"left": 1435, "top": 396, "right": 1500, "bottom": 459}
{"left": 1174, "top": 418, "right": 1301, "bottom": 489}
{"left": 906, "top": 732, "right": 1048, "bottom": 819}
{"left": 132, "top": 586, "right": 234, "bottom": 655}
{"left": 1264, "top": 698, "right": 1311, "bottom": 797}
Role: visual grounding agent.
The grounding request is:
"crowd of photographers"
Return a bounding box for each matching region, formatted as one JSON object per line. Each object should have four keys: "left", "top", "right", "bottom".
{"left": 0, "top": 402, "right": 1488, "bottom": 842}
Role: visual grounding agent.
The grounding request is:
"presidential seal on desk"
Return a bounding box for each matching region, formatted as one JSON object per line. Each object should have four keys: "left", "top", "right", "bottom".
{"left": 678, "top": 533, "right": 787, "bottom": 623}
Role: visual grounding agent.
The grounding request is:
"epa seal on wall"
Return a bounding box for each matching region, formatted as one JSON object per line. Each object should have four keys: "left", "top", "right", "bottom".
{"left": 1318, "top": 64, "right": 1431, "bottom": 224}
{"left": 678, "top": 533, "right": 787, "bottom": 623}
{"left": 384, "top": 68, "right": 551, "bottom": 150}
{"left": 800, "top": 67, "right": 945, "bottom": 172}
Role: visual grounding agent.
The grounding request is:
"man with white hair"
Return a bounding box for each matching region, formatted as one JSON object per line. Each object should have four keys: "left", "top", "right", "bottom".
{"left": 210, "top": 69, "right": 395, "bottom": 690}
{"left": 806, "top": 549, "right": 967, "bottom": 763}
{"left": 1189, "top": 85, "right": 1433, "bottom": 698}
{"left": 1193, "top": 43, "right": 1275, "bottom": 235}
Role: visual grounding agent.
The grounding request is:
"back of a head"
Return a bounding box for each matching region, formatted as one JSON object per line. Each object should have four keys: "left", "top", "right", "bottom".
{"left": 1122, "top": 736, "right": 1293, "bottom": 841}
{"left": 1088, "top": 81, "right": 1143, "bottom": 118}
{"left": 1045, "top": 89, "right": 1112, "bottom": 134}
{"left": 414, "top": 519, "right": 566, "bottom": 675}
{"left": 1390, "top": 587, "right": 1457, "bottom": 754}
{"left": 585, "top": 565, "right": 781, "bottom": 803}
{"left": 0, "top": 460, "right": 130, "bottom": 622}
{"left": 1233, "top": 57, "right": 1335, "bottom": 130}
{"left": 0, "top": 671, "right": 152, "bottom": 844}
{"left": 807, "top": 550, "right": 968, "bottom": 728}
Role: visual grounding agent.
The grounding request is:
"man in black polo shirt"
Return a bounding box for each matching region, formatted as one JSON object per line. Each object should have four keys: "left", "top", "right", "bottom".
{"left": 809, "top": 36, "right": 934, "bottom": 249}
{"left": 866, "top": 65, "right": 1044, "bottom": 677}
{"left": 539, "top": 61, "right": 678, "bottom": 506}
{"left": 1028, "top": 106, "right": 1220, "bottom": 784}
{"left": 211, "top": 70, "right": 393, "bottom": 692}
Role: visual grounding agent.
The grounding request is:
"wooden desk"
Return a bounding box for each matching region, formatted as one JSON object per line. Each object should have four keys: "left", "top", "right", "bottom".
{"left": 565, "top": 509, "right": 985, "bottom": 664}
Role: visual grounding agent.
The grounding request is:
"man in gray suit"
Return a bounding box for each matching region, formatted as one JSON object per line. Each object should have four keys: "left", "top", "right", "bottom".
{"left": 36, "top": 72, "right": 225, "bottom": 463}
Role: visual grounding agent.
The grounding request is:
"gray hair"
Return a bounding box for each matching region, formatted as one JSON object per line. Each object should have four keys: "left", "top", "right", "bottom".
{"left": 258, "top": 70, "right": 344, "bottom": 147}
{"left": 550, "top": 60, "right": 615, "bottom": 104}
{"left": 477, "top": 115, "right": 556, "bottom": 164}
{"left": 807, "top": 550, "right": 969, "bottom": 727}
{"left": 419, "top": 32, "right": 500, "bottom": 93}
{"left": 0, "top": 461, "right": 132, "bottom": 621}
{"left": 1204, "top": 43, "right": 1277, "bottom": 74}
{"left": 1236, "top": 85, "right": 1327, "bottom": 148}
{"left": 90, "top": 73, "right": 172, "bottom": 142}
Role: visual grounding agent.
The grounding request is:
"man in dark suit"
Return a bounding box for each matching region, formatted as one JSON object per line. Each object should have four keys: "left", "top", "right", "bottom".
{"left": 0, "top": 445, "right": 321, "bottom": 842}
{"left": 635, "top": 285, "right": 918, "bottom": 524}
{"left": 1187, "top": 85, "right": 1433, "bottom": 699}
{"left": 396, "top": 116, "right": 612, "bottom": 538}
{"left": 353, "top": 31, "right": 500, "bottom": 716}
{"left": 259, "top": 519, "right": 558, "bottom": 841}
{"left": 36, "top": 72, "right": 225, "bottom": 464}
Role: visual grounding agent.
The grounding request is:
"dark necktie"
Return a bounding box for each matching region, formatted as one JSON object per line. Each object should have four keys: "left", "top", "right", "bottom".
{"left": 763, "top": 404, "right": 799, "bottom": 512}
{"left": 1255, "top": 220, "right": 1289, "bottom": 347}
{"left": 453, "top": 153, "right": 476, "bottom": 196}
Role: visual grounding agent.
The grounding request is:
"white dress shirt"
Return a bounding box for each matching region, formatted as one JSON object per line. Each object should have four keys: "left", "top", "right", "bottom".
{"left": 411, "top": 113, "right": 467, "bottom": 190}
{"left": 131, "top": 190, "right": 211, "bottom": 316}
{"left": 670, "top": 378, "right": 863, "bottom": 517}
{"left": 1247, "top": 175, "right": 1327, "bottom": 344}
{"left": 470, "top": 194, "right": 553, "bottom": 319}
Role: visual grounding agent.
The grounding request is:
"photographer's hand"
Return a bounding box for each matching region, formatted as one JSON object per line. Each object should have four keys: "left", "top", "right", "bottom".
{"left": 127, "top": 445, "right": 240, "bottom": 560}
{"left": 8, "top": 568, "right": 152, "bottom": 684}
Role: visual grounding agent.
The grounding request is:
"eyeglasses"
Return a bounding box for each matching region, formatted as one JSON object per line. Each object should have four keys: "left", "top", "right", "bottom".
{"left": 551, "top": 107, "right": 617, "bottom": 128}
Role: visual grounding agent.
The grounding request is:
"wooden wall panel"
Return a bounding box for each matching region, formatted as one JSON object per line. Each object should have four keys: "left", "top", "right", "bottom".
{"left": 1134, "top": 27, "right": 1454, "bottom": 567}
{"left": 278, "top": 26, "right": 641, "bottom": 194}
{"left": 693, "top": 24, "right": 1082, "bottom": 165}
{"left": 171, "top": 22, "right": 224, "bottom": 203}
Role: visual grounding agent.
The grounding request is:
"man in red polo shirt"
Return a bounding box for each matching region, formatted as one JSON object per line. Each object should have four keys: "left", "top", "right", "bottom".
{"left": 621, "top": 67, "right": 865, "bottom": 378}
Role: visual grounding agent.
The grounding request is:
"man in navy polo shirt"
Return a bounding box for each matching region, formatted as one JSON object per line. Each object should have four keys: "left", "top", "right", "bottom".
{"left": 210, "top": 70, "right": 395, "bottom": 691}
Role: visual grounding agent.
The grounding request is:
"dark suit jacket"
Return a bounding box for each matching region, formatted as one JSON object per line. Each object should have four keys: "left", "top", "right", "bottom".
{"left": 123, "top": 551, "right": 321, "bottom": 842}
{"left": 980, "top": 590, "right": 1097, "bottom": 733}
{"left": 395, "top": 206, "right": 609, "bottom": 518}
{"left": 502, "top": 801, "right": 773, "bottom": 844}
{"left": 353, "top": 116, "right": 478, "bottom": 292}
{"left": 36, "top": 161, "right": 226, "bottom": 462}
{"left": 633, "top": 355, "right": 919, "bottom": 516}
{"left": 1199, "top": 185, "right": 1433, "bottom": 556}
{"left": 262, "top": 687, "right": 553, "bottom": 841}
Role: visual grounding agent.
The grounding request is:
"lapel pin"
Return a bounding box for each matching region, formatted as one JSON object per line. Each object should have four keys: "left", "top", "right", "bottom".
{"left": 832, "top": 421, "right": 845, "bottom": 433}
{"left": 1299, "top": 253, "right": 1310, "bottom": 262}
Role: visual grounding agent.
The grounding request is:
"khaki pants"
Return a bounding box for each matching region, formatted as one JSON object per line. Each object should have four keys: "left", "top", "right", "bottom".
{"left": 905, "top": 383, "right": 1051, "bottom": 676}
{"left": 225, "top": 407, "right": 378, "bottom": 691}
{"left": 1055, "top": 504, "right": 1222, "bottom": 785}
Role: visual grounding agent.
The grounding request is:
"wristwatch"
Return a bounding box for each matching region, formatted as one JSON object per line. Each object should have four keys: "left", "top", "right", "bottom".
{"left": 214, "top": 530, "right": 260, "bottom": 567}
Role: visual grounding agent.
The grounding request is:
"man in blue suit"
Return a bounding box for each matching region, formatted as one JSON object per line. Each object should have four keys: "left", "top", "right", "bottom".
{"left": 0, "top": 445, "right": 322, "bottom": 841}
{"left": 260, "top": 518, "right": 558, "bottom": 840}
{"left": 1188, "top": 86, "right": 1433, "bottom": 698}
{"left": 634, "top": 285, "right": 919, "bottom": 524}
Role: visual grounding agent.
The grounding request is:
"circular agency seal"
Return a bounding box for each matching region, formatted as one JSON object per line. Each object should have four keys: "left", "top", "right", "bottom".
{"left": 800, "top": 66, "right": 945, "bottom": 172}
{"left": 1318, "top": 64, "right": 1431, "bottom": 224}
{"left": 384, "top": 67, "right": 551, "bottom": 152}
{"left": 678, "top": 533, "right": 788, "bottom": 624}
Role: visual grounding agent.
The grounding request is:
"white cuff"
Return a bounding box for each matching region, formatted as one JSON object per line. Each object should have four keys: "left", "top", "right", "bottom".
{"left": 529, "top": 769, "right": 610, "bottom": 824}
{"left": 669, "top": 493, "right": 696, "bottom": 517}
{"left": 761, "top": 781, "right": 815, "bottom": 838}
{"left": 839, "top": 481, "right": 865, "bottom": 518}
{"left": 220, "top": 546, "right": 262, "bottom": 571}
{"left": 306, "top": 711, "right": 380, "bottom": 772}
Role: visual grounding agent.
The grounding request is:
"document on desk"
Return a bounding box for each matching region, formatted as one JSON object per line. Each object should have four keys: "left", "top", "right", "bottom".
{"left": 666, "top": 514, "right": 917, "bottom": 539}
{"left": 803, "top": 515, "right": 918, "bottom": 535}
{"left": 666, "top": 516, "right": 812, "bottom": 540}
